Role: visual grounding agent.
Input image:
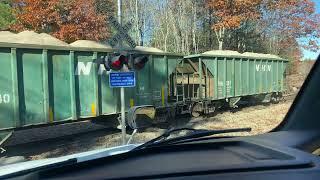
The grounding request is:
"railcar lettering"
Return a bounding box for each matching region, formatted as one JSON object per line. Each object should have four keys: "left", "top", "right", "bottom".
{"left": 76, "top": 62, "right": 92, "bottom": 75}
{"left": 76, "top": 62, "right": 109, "bottom": 75}
{"left": 0, "top": 94, "right": 10, "bottom": 104}
{"left": 256, "top": 64, "right": 272, "bottom": 72}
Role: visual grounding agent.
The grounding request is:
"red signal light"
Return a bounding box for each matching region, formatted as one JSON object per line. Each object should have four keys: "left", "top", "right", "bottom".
{"left": 133, "top": 56, "right": 149, "bottom": 70}
{"left": 98, "top": 54, "right": 148, "bottom": 71}
{"left": 109, "top": 55, "right": 126, "bottom": 70}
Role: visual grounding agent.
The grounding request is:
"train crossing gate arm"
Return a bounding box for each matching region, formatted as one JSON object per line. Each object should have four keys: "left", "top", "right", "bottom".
{"left": 0, "top": 131, "right": 13, "bottom": 153}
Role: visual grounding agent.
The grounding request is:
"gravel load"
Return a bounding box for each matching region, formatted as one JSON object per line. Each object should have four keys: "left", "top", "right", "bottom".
{"left": 0, "top": 31, "right": 15, "bottom": 36}
{"left": 203, "top": 50, "right": 241, "bottom": 56}
{"left": 0, "top": 31, "right": 19, "bottom": 43}
{"left": 134, "top": 46, "right": 164, "bottom": 53}
{"left": 16, "top": 31, "right": 68, "bottom": 46}
{"left": 0, "top": 31, "right": 69, "bottom": 46}
{"left": 38, "top": 33, "right": 69, "bottom": 46}
{"left": 202, "top": 50, "right": 283, "bottom": 60}
{"left": 70, "top": 40, "right": 112, "bottom": 49}
{"left": 0, "top": 31, "right": 166, "bottom": 53}
{"left": 242, "top": 52, "right": 283, "bottom": 60}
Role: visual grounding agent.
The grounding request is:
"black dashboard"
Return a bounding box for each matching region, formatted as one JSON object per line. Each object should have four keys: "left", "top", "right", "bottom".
{"left": 29, "top": 136, "right": 320, "bottom": 180}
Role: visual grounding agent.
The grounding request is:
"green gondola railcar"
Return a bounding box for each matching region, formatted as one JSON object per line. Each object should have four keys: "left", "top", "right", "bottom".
{"left": 173, "top": 50, "right": 288, "bottom": 117}
{"left": 0, "top": 32, "right": 183, "bottom": 132}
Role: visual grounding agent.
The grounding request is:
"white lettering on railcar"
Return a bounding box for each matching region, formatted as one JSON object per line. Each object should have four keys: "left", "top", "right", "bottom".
{"left": 226, "top": 81, "right": 231, "bottom": 94}
{"left": 76, "top": 62, "right": 110, "bottom": 75}
{"left": 76, "top": 62, "right": 92, "bottom": 75}
{"left": 267, "top": 65, "right": 271, "bottom": 71}
{"left": 256, "top": 64, "right": 272, "bottom": 72}
{"left": 218, "top": 81, "right": 224, "bottom": 96}
{"left": 0, "top": 94, "right": 10, "bottom": 104}
{"left": 98, "top": 64, "right": 109, "bottom": 75}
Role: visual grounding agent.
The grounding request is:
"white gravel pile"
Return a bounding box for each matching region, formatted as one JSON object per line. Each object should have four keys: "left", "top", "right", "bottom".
{"left": 134, "top": 46, "right": 164, "bottom": 53}
{"left": 202, "top": 50, "right": 283, "bottom": 60}
{"left": 0, "top": 31, "right": 19, "bottom": 43}
{"left": 242, "top": 52, "right": 282, "bottom": 60}
{"left": 203, "top": 50, "right": 241, "bottom": 56}
{"left": 38, "top": 33, "right": 69, "bottom": 46}
{"left": 0, "top": 31, "right": 15, "bottom": 36}
{"left": 70, "top": 40, "right": 112, "bottom": 49}
{"left": 0, "top": 31, "right": 69, "bottom": 46}
{"left": 16, "top": 31, "right": 68, "bottom": 46}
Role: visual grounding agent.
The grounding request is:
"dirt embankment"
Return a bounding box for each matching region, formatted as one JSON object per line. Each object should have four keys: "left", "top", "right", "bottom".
{"left": 285, "top": 73, "right": 308, "bottom": 94}
{"left": 285, "top": 60, "right": 314, "bottom": 94}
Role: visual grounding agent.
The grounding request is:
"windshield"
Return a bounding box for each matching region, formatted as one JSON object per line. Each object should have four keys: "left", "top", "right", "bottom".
{"left": 0, "top": 0, "right": 319, "bottom": 165}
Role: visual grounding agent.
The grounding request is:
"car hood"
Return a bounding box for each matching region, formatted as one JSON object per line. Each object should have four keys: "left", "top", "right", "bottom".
{"left": 0, "top": 144, "right": 139, "bottom": 177}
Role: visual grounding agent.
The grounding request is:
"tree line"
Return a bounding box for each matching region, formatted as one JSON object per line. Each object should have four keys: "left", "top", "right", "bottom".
{"left": 0, "top": 0, "right": 319, "bottom": 64}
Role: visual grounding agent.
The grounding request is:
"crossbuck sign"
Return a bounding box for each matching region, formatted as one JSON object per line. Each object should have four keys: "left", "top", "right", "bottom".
{"left": 108, "top": 16, "right": 137, "bottom": 48}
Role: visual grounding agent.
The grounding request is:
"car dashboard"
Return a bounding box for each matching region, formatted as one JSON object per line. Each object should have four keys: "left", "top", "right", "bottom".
{"left": 18, "top": 136, "right": 320, "bottom": 180}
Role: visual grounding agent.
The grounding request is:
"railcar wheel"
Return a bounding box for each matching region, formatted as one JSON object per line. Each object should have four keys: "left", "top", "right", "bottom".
{"left": 271, "top": 93, "right": 281, "bottom": 104}
{"left": 191, "top": 103, "right": 203, "bottom": 117}
{"left": 209, "top": 105, "right": 216, "bottom": 114}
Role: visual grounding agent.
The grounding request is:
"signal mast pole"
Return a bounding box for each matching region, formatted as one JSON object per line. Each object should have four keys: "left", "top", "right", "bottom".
{"left": 118, "top": 0, "right": 126, "bottom": 145}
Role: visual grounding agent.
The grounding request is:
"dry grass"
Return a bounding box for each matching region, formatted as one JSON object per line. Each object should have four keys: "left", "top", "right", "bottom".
{"left": 192, "top": 102, "right": 291, "bottom": 136}
{"left": 29, "top": 100, "right": 292, "bottom": 160}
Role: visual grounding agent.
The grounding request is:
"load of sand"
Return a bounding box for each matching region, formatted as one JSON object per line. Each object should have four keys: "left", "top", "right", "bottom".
{"left": 202, "top": 50, "right": 283, "bottom": 60}
{"left": 134, "top": 46, "right": 164, "bottom": 53}
{"left": 69, "top": 40, "right": 112, "bottom": 49}
{"left": 0, "top": 31, "right": 69, "bottom": 46}
{"left": 242, "top": 52, "right": 283, "bottom": 60}
{"left": 203, "top": 50, "right": 241, "bottom": 56}
{"left": 0, "top": 31, "right": 19, "bottom": 43}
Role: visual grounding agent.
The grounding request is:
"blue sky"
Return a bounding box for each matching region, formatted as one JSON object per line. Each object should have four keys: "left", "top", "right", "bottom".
{"left": 302, "top": 0, "right": 320, "bottom": 60}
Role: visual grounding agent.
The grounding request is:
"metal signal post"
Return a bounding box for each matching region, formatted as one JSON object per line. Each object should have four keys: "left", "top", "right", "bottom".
{"left": 108, "top": 0, "right": 138, "bottom": 145}
{"left": 118, "top": 0, "right": 126, "bottom": 145}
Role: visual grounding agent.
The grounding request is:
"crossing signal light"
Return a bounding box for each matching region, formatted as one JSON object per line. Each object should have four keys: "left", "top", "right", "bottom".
{"left": 109, "top": 55, "right": 127, "bottom": 70}
{"left": 94, "top": 54, "right": 149, "bottom": 71}
{"left": 131, "top": 55, "right": 149, "bottom": 70}
{"left": 98, "top": 54, "right": 127, "bottom": 71}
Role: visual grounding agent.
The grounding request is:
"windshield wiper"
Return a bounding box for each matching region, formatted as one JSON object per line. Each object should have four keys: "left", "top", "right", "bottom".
{"left": 133, "top": 127, "right": 251, "bottom": 151}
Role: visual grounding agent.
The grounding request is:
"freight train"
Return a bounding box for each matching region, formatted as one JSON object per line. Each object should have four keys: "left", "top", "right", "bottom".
{"left": 0, "top": 31, "right": 288, "bottom": 137}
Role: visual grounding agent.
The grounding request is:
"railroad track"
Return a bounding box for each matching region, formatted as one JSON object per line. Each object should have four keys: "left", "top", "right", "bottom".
{"left": 0, "top": 127, "right": 120, "bottom": 163}
{"left": 0, "top": 94, "right": 297, "bottom": 164}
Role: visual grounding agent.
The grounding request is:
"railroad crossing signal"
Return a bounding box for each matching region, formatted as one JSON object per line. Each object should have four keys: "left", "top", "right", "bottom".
{"left": 95, "top": 54, "right": 149, "bottom": 71}
{"left": 108, "top": 16, "right": 137, "bottom": 48}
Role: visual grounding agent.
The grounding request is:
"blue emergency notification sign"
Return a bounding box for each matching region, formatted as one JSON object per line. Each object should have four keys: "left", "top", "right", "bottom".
{"left": 109, "top": 71, "right": 135, "bottom": 88}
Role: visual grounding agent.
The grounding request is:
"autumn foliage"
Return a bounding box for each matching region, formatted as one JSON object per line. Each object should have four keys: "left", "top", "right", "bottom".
{"left": 10, "top": 0, "right": 112, "bottom": 43}
{"left": 205, "top": 0, "right": 262, "bottom": 30}
{"left": 205, "top": 0, "right": 320, "bottom": 53}
{"left": 264, "top": 0, "right": 320, "bottom": 51}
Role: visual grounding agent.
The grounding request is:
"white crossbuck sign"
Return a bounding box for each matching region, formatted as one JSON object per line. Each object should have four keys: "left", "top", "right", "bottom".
{"left": 108, "top": 16, "right": 137, "bottom": 48}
